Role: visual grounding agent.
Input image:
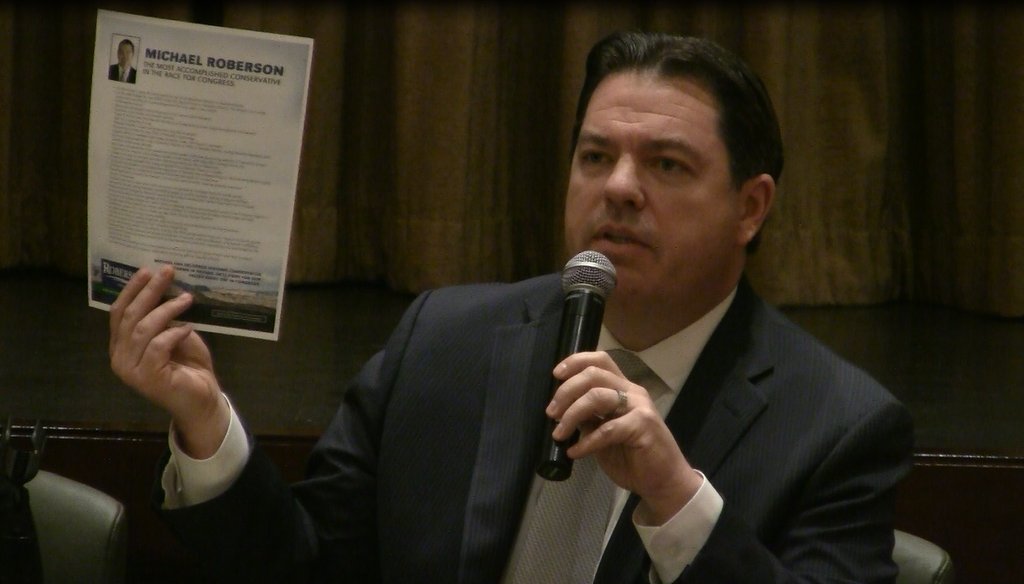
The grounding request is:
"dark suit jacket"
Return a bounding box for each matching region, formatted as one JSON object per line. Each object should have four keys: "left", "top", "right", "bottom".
{"left": 160, "top": 274, "right": 914, "bottom": 583}
{"left": 108, "top": 64, "right": 136, "bottom": 83}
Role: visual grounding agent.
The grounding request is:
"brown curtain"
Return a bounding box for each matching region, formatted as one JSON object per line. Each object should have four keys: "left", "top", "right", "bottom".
{"left": 2, "top": 1, "right": 1022, "bottom": 316}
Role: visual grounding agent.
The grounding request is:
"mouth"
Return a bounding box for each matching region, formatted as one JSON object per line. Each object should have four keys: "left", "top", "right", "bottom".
{"left": 594, "top": 225, "right": 649, "bottom": 248}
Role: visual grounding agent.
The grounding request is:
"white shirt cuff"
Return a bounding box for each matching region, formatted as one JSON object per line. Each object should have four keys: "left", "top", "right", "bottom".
{"left": 160, "top": 395, "right": 250, "bottom": 509}
{"left": 633, "top": 471, "right": 724, "bottom": 583}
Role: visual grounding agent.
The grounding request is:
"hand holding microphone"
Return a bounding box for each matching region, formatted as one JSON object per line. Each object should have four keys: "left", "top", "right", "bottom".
{"left": 536, "top": 251, "right": 703, "bottom": 519}
{"left": 536, "top": 250, "right": 616, "bottom": 481}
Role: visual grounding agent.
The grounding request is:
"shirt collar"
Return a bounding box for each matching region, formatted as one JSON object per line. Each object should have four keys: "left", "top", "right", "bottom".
{"left": 597, "top": 287, "right": 737, "bottom": 396}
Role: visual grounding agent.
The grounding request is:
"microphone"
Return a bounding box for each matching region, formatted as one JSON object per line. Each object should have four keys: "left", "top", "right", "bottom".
{"left": 536, "top": 250, "right": 616, "bottom": 481}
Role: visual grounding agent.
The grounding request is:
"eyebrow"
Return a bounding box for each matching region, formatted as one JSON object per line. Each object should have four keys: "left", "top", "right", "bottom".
{"left": 576, "top": 131, "right": 611, "bottom": 149}
{"left": 577, "top": 131, "right": 705, "bottom": 162}
{"left": 648, "top": 137, "right": 703, "bottom": 160}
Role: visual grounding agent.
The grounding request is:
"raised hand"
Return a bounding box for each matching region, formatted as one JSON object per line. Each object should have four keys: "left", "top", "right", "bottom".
{"left": 108, "top": 264, "right": 228, "bottom": 458}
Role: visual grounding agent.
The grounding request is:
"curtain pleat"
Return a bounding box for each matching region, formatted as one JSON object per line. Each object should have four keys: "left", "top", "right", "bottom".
{"left": 746, "top": 4, "right": 902, "bottom": 305}
{"left": 1, "top": 2, "right": 1021, "bottom": 316}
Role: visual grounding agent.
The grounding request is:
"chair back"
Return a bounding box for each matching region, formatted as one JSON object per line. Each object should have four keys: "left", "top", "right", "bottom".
{"left": 25, "top": 470, "right": 126, "bottom": 584}
{"left": 894, "top": 529, "right": 955, "bottom": 584}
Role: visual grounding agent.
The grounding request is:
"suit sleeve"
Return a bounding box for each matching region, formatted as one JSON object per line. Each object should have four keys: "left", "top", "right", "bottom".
{"left": 678, "top": 398, "right": 914, "bottom": 584}
{"left": 155, "top": 290, "right": 433, "bottom": 583}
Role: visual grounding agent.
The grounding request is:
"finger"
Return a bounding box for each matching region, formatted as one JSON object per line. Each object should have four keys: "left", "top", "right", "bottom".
{"left": 119, "top": 292, "right": 194, "bottom": 374}
{"left": 111, "top": 284, "right": 192, "bottom": 383}
{"left": 609, "top": 388, "right": 629, "bottom": 418}
{"left": 115, "top": 267, "right": 172, "bottom": 346}
{"left": 121, "top": 264, "right": 178, "bottom": 327}
{"left": 135, "top": 323, "right": 195, "bottom": 380}
{"left": 553, "top": 386, "right": 627, "bottom": 441}
{"left": 110, "top": 266, "right": 152, "bottom": 315}
{"left": 548, "top": 350, "right": 624, "bottom": 414}
{"left": 125, "top": 324, "right": 196, "bottom": 404}
{"left": 115, "top": 262, "right": 179, "bottom": 346}
{"left": 109, "top": 267, "right": 152, "bottom": 353}
{"left": 554, "top": 350, "right": 622, "bottom": 381}
{"left": 570, "top": 407, "right": 661, "bottom": 458}
{"left": 546, "top": 363, "right": 626, "bottom": 420}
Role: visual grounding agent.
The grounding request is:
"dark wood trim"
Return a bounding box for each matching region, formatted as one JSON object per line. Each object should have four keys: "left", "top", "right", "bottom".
{"left": 6, "top": 426, "right": 1020, "bottom": 583}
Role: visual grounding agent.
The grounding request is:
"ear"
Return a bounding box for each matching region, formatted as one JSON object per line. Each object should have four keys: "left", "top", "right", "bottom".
{"left": 736, "top": 173, "right": 775, "bottom": 247}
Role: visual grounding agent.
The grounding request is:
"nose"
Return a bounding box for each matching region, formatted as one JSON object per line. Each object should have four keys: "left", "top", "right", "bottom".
{"left": 603, "top": 156, "right": 645, "bottom": 210}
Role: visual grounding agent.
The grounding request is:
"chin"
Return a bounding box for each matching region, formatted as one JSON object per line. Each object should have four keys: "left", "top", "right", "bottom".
{"left": 606, "top": 275, "right": 652, "bottom": 303}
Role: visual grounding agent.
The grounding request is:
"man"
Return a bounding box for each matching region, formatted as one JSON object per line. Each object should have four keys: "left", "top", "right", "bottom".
{"left": 108, "top": 39, "right": 136, "bottom": 83}
{"left": 109, "top": 31, "right": 913, "bottom": 582}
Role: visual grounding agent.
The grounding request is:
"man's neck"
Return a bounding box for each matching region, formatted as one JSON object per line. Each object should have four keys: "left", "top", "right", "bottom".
{"left": 603, "top": 284, "right": 739, "bottom": 351}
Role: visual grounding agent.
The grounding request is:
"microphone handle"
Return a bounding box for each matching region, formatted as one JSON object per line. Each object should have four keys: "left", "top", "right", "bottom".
{"left": 536, "top": 289, "right": 605, "bottom": 481}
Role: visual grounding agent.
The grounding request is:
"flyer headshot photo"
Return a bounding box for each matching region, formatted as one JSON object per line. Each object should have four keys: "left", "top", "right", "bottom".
{"left": 108, "top": 37, "right": 137, "bottom": 83}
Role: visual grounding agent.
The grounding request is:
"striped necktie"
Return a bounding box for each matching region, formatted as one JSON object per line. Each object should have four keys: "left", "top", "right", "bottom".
{"left": 607, "top": 349, "right": 671, "bottom": 404}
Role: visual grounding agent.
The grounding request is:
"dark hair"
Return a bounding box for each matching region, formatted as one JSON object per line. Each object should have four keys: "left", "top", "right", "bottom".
{"left": 570, "top": 31, "right": 783, "bottom": 251}
{"left": 118, "top": 39, "right": 134, "bottom": 52}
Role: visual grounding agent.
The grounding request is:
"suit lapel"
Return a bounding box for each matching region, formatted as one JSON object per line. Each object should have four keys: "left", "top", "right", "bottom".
{"left": 595, "top": 279, "right": 773, "bottom": 583}
{"left": 458, "top": 282, "right": 563, "bottom": 584}
{"left": 672, "top": 280, "right": 772, "bottom": 474}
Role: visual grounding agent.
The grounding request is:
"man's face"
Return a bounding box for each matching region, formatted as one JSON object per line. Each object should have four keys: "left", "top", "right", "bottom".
{"left": 563, "top": 71, "right": 762, "bottom": 331}
{"left": 117, "top": 43, "right": 133, "bottom": 68}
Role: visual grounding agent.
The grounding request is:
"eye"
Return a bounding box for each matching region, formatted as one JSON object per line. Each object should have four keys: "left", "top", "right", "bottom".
{"left": 579, "top": 150, "right": 608, "bottom": 166}
{"left": 654, "top": 157, "right": 684, "bottom": 173}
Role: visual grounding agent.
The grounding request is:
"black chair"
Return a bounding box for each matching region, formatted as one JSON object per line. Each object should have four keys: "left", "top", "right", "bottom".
{"left": 25, "top": 470, "right": 127, "bottom": 584}
{"left": 894, "top": 529, "right": 955, "bottom": 584}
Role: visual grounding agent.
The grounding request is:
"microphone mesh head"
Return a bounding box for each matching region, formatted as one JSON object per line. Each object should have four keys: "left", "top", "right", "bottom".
{"left": 561, "top": 250, "right": 616, "bottom": 298}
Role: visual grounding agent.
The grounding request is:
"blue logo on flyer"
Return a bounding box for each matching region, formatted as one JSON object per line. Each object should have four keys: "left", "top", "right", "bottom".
{"left": 101, "top": 259, "right": 138, "bottom": 290}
